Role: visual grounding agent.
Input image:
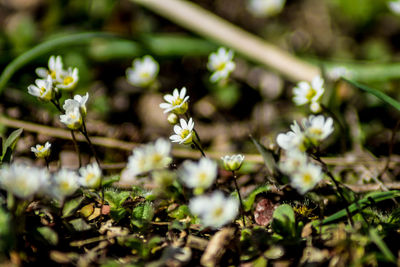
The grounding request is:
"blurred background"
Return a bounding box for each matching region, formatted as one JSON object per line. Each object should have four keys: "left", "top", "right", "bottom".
{"left": 1, "top": 0, "right": 400, "bottom": 175}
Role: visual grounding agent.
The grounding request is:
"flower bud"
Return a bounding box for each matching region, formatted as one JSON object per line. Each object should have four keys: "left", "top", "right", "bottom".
{"left": 221, "top": 154, "right": 245, "bottom": 172}
{"left": 167, "top": 113, "right": 179, "bottom": 125}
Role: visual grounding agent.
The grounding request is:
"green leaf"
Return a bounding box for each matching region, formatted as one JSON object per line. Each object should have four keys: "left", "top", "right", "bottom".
{"left": 168, "top": 205, "right": 190, "bottom": 220}
{"left": 271, "top": 204, "right": 296, "bottom": 239}
{"left": 320, "top": 191, "right": 400, "bottom": 225}
{"left": 369, "top": 228, "right": 396, "bottom": 263}
{"left": 132, "top": 202, "right": 154, "bottom": 228}
{"left": 3, "top": 128, "right": 23, "bottom": 154}
{"left": 62, "top": 196, "right": 85, "bottom": 218}
{"left": 69, "top": 218, "right": 91, "bottom": 231}
{"left": 343, "top": 78, "right": 400, "bottom": 112}
{"left": 243, "top": 185, "right": 269, "bottom": 212}
{"left": 37, "top": 227, "right": 58, "bottom": 246}
{"left": 250, "top": 135, "right": 278, "bottom": 178}
{"left": 110, "top": 208, "right": 127, "bottom": 223}
{"left": 104, "top": 190, "right": 131, "bottom": 209}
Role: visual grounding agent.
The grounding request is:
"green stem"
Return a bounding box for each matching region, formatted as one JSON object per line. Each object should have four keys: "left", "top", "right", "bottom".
{"left": 192, "top": 140, "right": 206, "bottom": 157}
{"left": 233, "top": 171, "right": 246, "bottom": 228}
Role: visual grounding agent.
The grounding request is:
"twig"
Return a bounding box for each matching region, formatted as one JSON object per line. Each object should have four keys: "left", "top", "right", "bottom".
{"left": 131, "top": 0, "right": 319, "bottom": 82}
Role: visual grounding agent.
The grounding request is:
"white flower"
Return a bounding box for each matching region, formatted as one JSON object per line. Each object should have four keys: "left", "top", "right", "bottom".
{"left": 290, "top": 163, "right": 323, "bottom": 194}
{"left": 51, "top": 169, "right": 80, "bottom": 200}
{"left": 207, "top": 47, "right": 235, "bottom": 83}
{"left": 126, "top": 55, "right": 159, "bottom": 87}
{"left": 27, "top": 75, "right": 54, "bottom": 102}
{"left": 327, "top": 66, "right": 351, "bottom": 81}
{"left": 221, "top": 154, "right": 245, "bottom": 172}
{"left": 276, "top": 121, "right": 306, "bottom": 151}
{"left": 36, "top": 55, "right": 63, "bottom": 80}
{"left": 159, "top": 87, "right": 189, "bottom": 115}
{"left": 247, "top": 0, "right": 285, "bottom": 17}
{"left": 293, "top": 75, "right": 324, "bottom": 113}
{"left": 170, "top": 118, "right": 194, "bottom": 145}
{"left": 79, "top": 162, "right": 102, "bottom": 188}
{"left": 125, "top": 138, "right": 172, "bottom": 177}
{"left": 189, "top": 191, "right": 239, "bottom": 229}
{"left": 279, "top": 149, "right": 307, "bottom": 174}
{"left": 59, "top": 107, "right": 82, "bottom": 130}
{"left": 302, "top": 115, "right": 334, "bottom": 145}
{"left": 31, "top": 142, "right": 51, "bottom": 158}
{"left": 56, "top": 67, "right": 79, "bottom": 90}
{"left": 179, "top": 158, "right": 217, "bottom": 194}
{"left": 63, "top": 93, "right": 89, "bottom": 117}
{"left": 0, "top": 163, "right": 49, "bottom": 199}
{"left": 388, "top": 0, "right": 400, "bottom": 15}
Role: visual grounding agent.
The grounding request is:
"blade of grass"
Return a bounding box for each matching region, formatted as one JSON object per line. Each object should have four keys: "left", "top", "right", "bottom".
{"left": 369, "top": 228, "right": 396, "bottom": 263}
{"left": 343, "top": 78, "right": 400, "bottom": 112}
{"left": 319, "top": 191, "right": 400, "bottom": 225}
{"left": 0, "top": 32, "right": 117, "bottom": 94}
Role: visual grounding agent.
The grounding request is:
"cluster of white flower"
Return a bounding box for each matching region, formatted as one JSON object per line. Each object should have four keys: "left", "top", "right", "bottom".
{"left": 122, "top": 139, "right": 172, "bottom": 183}
{"left": 207, "top": 47, "right": 235, "bottom": 83}
{"left": 276, "top": 115, "right": 333, "bottom": 194}
{"left": 277, "top": 115, "right": 334, "bottom": 152}
{"left": 126, "top": 55, "right": 159, "bottom": 88}
{"left": 293, "top": 75, "right": 325, "bottom": 113}
{"left": 28, "top": 55, "right": 79, "bottom": 102}
{"left": 247, "top": 0, "right": 286, "bottom": 17}
{"left": 59, "top": 93, "right": 89, "bottom": 130}
{"left": 0, "top": 162, "right": 100, "bottom": 201}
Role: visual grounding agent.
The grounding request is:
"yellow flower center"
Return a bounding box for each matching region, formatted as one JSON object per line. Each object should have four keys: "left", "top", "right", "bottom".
{"left": 40, "top": 87, "right": 47, "bottom": 96}
{"left": 180, "top": 129, "right": 190, "bottom": 139}
{"left": 50, "top": 71, "right": 57, "bottom": 79}
{"left": 172, "top": 98, "right": 183, "bottom": 106}
{"left": 198, "top": 172, "right": 207, "bottom": 183}
{"left": 60, "top": 181, "right": 71, "bottom": 191}
{"left": 309, "top": 127, "right": 322, "bottom": 136}
{"left": 302, "top": 173, "right": 312, "bottom": 184}
{"left": 63, "top": 76, "right": 73, "bottom": 85}
{"left": 306, "top": 88, "right": 317, "bottom": 101}
{"left": 37, "top": 145, "right": 44, "bottom": 151}
{"left": 216, "top": 62, "right": 226, "bottom": 71}
{"left": 86, "top": 173, "right": 95, "bottom": 183}
{"left": 152, "top": 154, "right": 162, "bottom": 164}
{"left": 139, "top": 71, "right": 150, "bottom": 78}
{"left": 213, "top": 207, "right": 224, "bottom": 218}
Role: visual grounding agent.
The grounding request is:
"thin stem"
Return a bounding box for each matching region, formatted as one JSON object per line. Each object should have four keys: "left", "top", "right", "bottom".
{"left": 45, "top": 157, "right": 50, "bottom": 171}
{"left": 192, "top": 140, "right": 206, "bottom": 157}
{"left": 313, "top": 154, "right": 354, "bottom": 227}
{"left": 80, "top": 118, "right": 104, "bottom": 220}
{"left": 70, "top": 131, "right": 82, "bottom": 168}
{"left": 233, "top": 171, "right": 246, "bottom": 228}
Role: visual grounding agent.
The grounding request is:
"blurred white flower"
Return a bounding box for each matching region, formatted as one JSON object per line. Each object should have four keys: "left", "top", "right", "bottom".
{"left": 126, "top": 55, "right": 159, "bottom": 87}
{"left": 189, "top": 191, "right": 239, "bottom": 229}
{"left": 31, "top": 142, "right": 51, "bottom": 159}
{"left": 51, "top": 169, "right": 80, "bottom": 200}
{"left": 0, "top": 163, "right": 49, "bottom": 199}
{"left": 126, "top": 138, "right": 172, "bottom": 176}
{"left": 56, "top": 67, "right": 79, "bottom": 91}
{"left": 167, "top": 113, "right": 179, "bottom": 125}
{"left": 276, "top": 121, "right": 306, "bottom": 151}
{"left": 79, "top": 162, "right": 102, "bottom": 188}
{"left": 27, "top": 75, "right": 54, "bottom": 102}
{"left": 290, "top": 163, "right": 323, "bottom": 194}
{"left": 302, "top": 115, "right": 334, "bottom": 145}
{"left": 170, "top": 118, "right": 194, "bottom": 145}
{"left": 247, "top": 0, "right": 285, "bottom": 17}
{"left": 293, "top": 75, "right": 324, "bottom": 113}
{"left": 221, "top": 154, "right": 245, "bottom": 172}
{"left": 279, "top": 149, "right": 307, "bottom": 174}
{"left": 63, "top": 93, "right": 89, "bottom": 117}
{"left": 179, "top": 158, "right": 217, "bottom": 194}
{"left": 207, "top": 47, "right": 235, "bottom": 83}
{"left": 388, "top": 0, "right": 400, "bottom": 15}
{"left": 36, "top": 55, "right": 63, "bottom": 80}
{"left": 60, "top": 107, "right": 82, "bottom": 130}
{"left": 159, "top": 87, "right": 189, "bottom": 115}
{"left": 327, "top": 66, "right": 352, "bottom": 81}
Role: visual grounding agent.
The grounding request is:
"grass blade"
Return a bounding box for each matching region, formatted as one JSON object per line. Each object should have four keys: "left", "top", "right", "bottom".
{"left": 343, "top": 78, "right": 400, "bottom": 112}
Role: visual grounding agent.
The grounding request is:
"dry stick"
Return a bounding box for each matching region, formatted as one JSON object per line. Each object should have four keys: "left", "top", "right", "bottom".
{"left": 131, "top": 0, "right": 319, "bottom": 82}
{"left": 232, "top": 171, "right": 246, "bottom": 228}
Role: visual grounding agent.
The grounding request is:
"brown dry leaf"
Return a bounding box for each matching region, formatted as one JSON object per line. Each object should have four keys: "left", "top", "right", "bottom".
{"left": 200, "top": 227, "right": 236, "bottom": 267}
{"left": 254, "top": 198, "right": 276, "bottom": 226}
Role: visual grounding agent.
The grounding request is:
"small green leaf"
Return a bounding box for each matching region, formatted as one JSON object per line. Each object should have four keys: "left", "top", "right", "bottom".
{"left": 271, "top": 204, "right": 296, "bottom": 239}
{"left": 168, "top": 205, "right": 190, "bottom": 220}
{"left": 37, "top": 227, "right": 58, "bottom": 246}
{"left": 1, "top": 128, "right": 23, "bottom": 161}
{"left": 132, "top": 202, "right": 154, "bottom": 228}
{"left": 62, "top": 196, "right": 85, "bottom": 218}
{"left": 343, "top": 78, "right": 400, "bottom": 112}
{"left": 250, "top": 135, "right": 278, "bottom": 179}
{"left": 243, "top": 185, "right": 270, "bottom": 212}
{"left": 104, "top": 190, "right": 131, "bottom": 209}
{"left": 69, "top": 218, "right": 91, "bottom": 231}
